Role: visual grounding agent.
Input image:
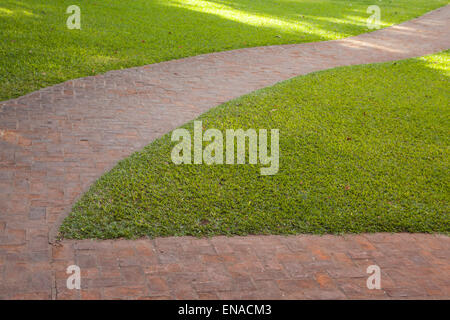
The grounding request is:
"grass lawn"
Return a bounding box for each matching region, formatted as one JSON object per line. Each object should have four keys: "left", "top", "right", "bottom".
{"left": 1, "top": 0, "right": 448, "bottom": 101}
{"left": 60, "top": 51, "right": 450, "bottom": 239}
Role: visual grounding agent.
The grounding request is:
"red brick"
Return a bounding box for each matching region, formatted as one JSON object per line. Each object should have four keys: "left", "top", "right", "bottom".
{"left": 120, "top": 266, "right": 145, "bottom": 284}
{"left": 81, "top": 289, "right": 102, "bottom": 300}
{"left": 103, "top": 286, "right": 148, "bottom": 299}
{"left": 147, "top": 276, "right": 170, "bottom": 296}
{"left": 315, "top": 272, "right": 335, "bottom": 288}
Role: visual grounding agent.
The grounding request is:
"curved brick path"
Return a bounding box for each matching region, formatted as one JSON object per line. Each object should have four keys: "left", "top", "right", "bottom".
{"left": 1, "top": 6, "right": 449, "bottom": 300}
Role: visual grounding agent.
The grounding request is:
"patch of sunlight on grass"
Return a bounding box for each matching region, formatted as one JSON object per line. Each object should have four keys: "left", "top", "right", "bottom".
{"left": 0, "top": 7, "right": 14, "bottom": 15}
{"left": 165, "top": 0, "right": 342, "bottom": 39}
{"left": 89, "top": 55, "right": 121, "bottom": 64}
{"left": 0, "top": 7, "right": 35, "bottom": 16}
{"left": 344, "top": 14, "right": 390, "bottom": 28}
{"left": 309, "top": 14, "right": 390, "bottom": 29}
{"left": 417, "top": 51, "right": 450, "bottom": 75}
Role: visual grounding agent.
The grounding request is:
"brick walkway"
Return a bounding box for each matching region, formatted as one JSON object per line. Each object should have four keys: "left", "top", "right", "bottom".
{"left": 1, "top": 6, "right": 449, "bottom": 300}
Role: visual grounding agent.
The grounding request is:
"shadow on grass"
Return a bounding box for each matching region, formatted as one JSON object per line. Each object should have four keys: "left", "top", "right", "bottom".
{"left": 0, "top": 0, "right": 447, "bottom": 101}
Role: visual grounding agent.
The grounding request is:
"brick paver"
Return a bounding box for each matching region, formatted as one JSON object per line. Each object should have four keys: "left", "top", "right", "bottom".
{"left": 1, "top": 6, "right": 449, "bottom": 299}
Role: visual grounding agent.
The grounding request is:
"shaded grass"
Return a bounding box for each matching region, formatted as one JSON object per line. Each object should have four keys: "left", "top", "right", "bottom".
{"left": 1, "top": 0, "right": 448, "bottom": 101}
{"left": 60, "top": 51, "right": 450, "bottom": 239}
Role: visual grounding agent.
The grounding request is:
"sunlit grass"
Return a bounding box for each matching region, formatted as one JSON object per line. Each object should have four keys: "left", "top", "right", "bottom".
{"left": 0, "top": 7, "right": 35, "bottom": 16}
{"left": 167, "top": 0, "right": 323, "bottom": 35}
{"left": 418, "top": 53, "right": 450, "bottom": 74}
{"left": 0, "top": 8, "right": 14, "bottom": 15}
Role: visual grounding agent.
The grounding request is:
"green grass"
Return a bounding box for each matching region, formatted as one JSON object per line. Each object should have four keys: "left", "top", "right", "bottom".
{"left": 1, "top": 0, "right": 448, "bottom": 101}
{"left": 60, "top": 51, "right": 450, "bottom": 239}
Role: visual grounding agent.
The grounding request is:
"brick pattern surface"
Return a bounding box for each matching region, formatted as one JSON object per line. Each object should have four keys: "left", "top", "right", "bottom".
{"left": 0, "top": 6, "right": 449, "bottom": 299}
